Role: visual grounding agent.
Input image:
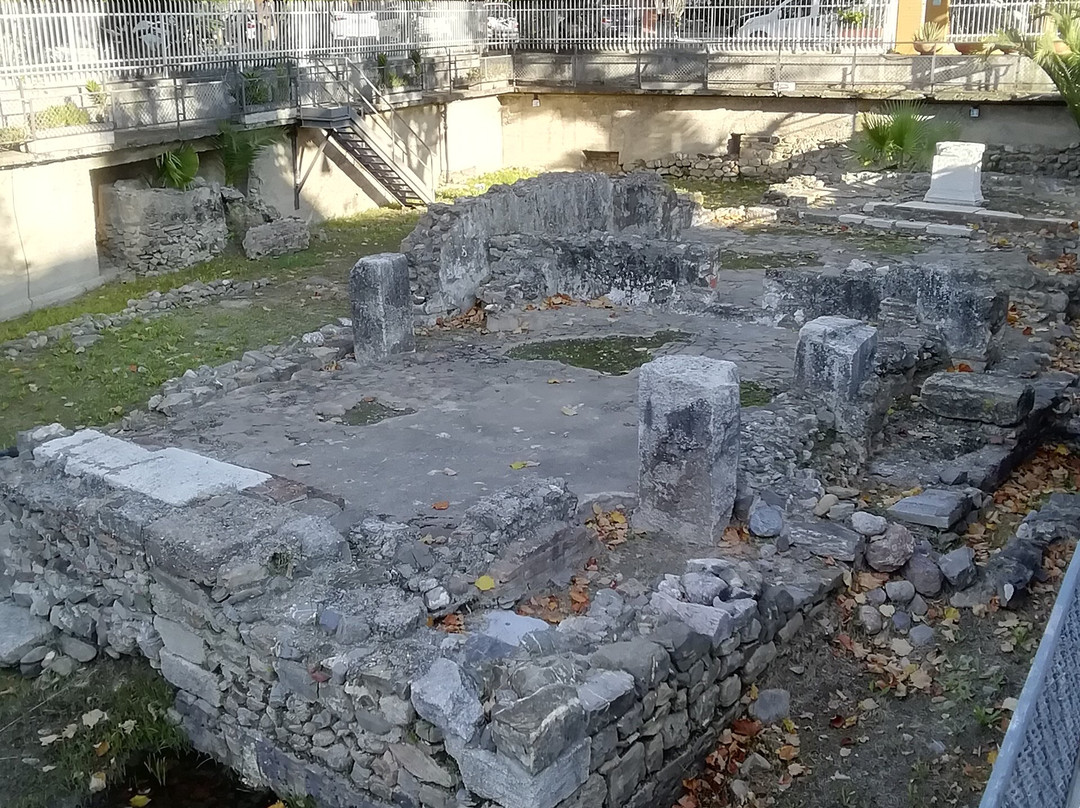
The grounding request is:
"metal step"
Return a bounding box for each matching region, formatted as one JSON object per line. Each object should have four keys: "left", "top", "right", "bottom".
{"left": 328, "top": 126, "right": 424, "bottom": 208}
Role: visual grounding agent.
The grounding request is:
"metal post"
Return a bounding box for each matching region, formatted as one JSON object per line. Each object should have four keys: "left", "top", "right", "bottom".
{"left": 292, "top": 126, "right": 300, "bottom": 210}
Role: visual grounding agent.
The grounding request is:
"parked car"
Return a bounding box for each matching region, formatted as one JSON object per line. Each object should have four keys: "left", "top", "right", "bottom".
{"left": 330, "top": 9, "right": 380, "bottom": 41}
{"left": 735, "top": 0, "right": 835, "bottom": 42}
{"left": 486, "top": 2, "right": 520, "bottom": 43}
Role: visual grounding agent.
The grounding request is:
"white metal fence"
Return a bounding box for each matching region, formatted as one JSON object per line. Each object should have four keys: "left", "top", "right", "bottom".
{"left": 947, "top": 0, "right": 1044, "bottom": 41}
{"left": 0, "top": 0, "right": 915, "bottom": 83}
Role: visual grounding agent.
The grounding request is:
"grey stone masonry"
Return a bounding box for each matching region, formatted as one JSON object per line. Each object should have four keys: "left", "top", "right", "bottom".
{"left": 887, "top": 489, "right": 970, "bottom": 530}
{"left": 919, "top": 371, "right": 1035, "bottom": 427}
{"left": 795, "top": 316, "right": 878, "bottom": 405}
{"left": 242, "top": 217, "right": 310, "bottom": 259}
{"left": 349, "top": 253, "right": 416, "bottom": 362}
{"left": 98, "top": 179, "right": 229, "bottom": 275}
{"left": 634, "top": 356, "right": 740, "bottom": 545}
{"left": 794, "top": 316, "right": 878, "bottom": 443}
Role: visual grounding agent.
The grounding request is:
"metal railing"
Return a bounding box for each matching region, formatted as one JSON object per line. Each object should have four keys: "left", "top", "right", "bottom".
{"left": 512, "top": 45, "right": 1057, "bottom": 95}
{"left": 947, "top": 0, "right": 1044, "bottom": 42}
{"left": 0, "top": 0, "right": 922, "bottom": 84}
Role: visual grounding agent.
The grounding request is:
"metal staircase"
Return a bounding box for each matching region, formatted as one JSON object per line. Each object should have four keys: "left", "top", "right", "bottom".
{"left": 299, "top": 60, "right": 435, "bottom": 208}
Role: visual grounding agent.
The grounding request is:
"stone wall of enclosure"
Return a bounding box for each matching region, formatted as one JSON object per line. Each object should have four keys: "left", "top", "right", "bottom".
{"left": 0, "top": 429, "right": 842, "bottom": 808}
{"left": 401, "top": 172, "right": 696, "bottom": 315}
{"left": 97, "top": 179, "right": 307, "bottom": 275}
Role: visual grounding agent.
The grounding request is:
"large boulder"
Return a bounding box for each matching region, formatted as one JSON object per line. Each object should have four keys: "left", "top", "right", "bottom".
{"left": 242, "top": 217, "right": 309, "bottom": 259}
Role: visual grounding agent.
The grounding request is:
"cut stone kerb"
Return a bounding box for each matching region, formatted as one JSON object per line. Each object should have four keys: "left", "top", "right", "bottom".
{"left": 794, "top": 316, "right": 878, "bottom": 406}
{"left": 634, "top": 356, "right": 740, "bottom": 545}
{"left": 349, "top": 252, "right": 415, "bottom": 361}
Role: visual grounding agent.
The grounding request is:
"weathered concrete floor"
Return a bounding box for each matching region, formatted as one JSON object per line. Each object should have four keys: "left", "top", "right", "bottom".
{"left": 125, "top": 307, "right": 797, "bottom": 526}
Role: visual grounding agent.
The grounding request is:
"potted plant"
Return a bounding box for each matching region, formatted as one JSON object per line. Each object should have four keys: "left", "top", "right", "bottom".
{"left": 954, "top": 40, "right": 985, "bottom": 54}
{"left": 913, "top": 21, "right": 947, "bottom": 53}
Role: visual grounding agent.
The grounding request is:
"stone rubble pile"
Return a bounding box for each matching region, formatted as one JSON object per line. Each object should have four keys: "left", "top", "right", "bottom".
{"left": 147, "top": 320, "right": 353, "bottom": 418}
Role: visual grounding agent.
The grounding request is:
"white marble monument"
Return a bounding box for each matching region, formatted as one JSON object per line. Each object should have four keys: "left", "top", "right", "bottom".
{"left": 923, "top": 141, "right": 986, "bottom": 207}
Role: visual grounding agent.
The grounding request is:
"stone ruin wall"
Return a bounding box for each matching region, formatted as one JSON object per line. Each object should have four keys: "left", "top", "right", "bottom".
{"left": 401, "top": 172, "right": 697, "bottom": 316}
{"left": 630, "top": 137, "right": 1080, "bottom": 184}
{"left": 98, "top": 179, "right": 231, "bottom": 275}
{"left": 97, "top": 179, "right": 308, "bottom": 276}
{"left": 0, "top": 430, "right": 841, "bottom": 808}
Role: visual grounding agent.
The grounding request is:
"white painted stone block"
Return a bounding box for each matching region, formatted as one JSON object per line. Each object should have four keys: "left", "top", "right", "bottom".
{"left": 924, "top": 141, "right": 986, "bottom": 207}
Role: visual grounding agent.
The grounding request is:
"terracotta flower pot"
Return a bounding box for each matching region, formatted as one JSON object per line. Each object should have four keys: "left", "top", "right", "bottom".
{"left": 913, "top": 41, "right": 942, "bottom": 54}
{"left": 954, "top": 41, "right": 984, "bottom": 55}
{"left": 1053, "top": 39, "right": 1072, "bottom": 55}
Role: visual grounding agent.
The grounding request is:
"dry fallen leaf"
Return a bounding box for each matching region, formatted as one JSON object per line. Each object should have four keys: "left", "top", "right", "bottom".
{"left": 474, "top": 575, "right": 496, "bottom": 592}
{"left": 94, "top": 739, "right": 110, "bottom": 757}
{"left": 778, "top": 744, "right": 799, "bottom": 761}
{"left": 81, "top": 709, "right": 106, "bottom": 729}
{"left": 89, "top": 772, "right": 107, "bottom": 794}
{"left": 129, "top": 795, "right": 151, "bottom": 807}
{"left": 432, "top": 501, "right": 450, "bottom": 511}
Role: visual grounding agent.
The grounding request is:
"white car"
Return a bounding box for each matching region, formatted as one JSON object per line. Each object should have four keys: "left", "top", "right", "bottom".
{"left": 736, "top": 0, "right": 836, "bottom": 42}
{"left": 330, "top": 10, "right": 380, "bottom": 41}
{"left": 486, "top": 2, "right": 519, "bottom": 42}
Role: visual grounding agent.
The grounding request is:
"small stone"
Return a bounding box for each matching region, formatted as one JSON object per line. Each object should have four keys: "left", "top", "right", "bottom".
{"left": 0, "top": 602, "right": 56, "bottom": 666}
{"left": 909, "top": 594, "right": 928, "bottom": 616}
{"left": 411, "top": 658, "right": 485, "bottom": 741}
{"left": 909, "top": 625, "right": 935, "bottom": 647}
{"left": 828, "top": 501, "right": 856, "bottom": 520}
{"left": 826, "top": 486, "right": 860, "bottom": 500}
{"left": 680, "top": 572, "right": 728, "bottom": 605}
{"left": 903, "top": 553, "right": 944, "bottom": 597}
{"left": 748, "top": 505, "right": 784, "bottom": 538}
{"left": 887, "top": 489, "right": 969, "bottom": 530}
{"left": 865, "top": 587, "right": 887, "bottom": 606}
{"left": 884, "top": 580, "right": 916, "bottom": 604}
{"left": 813, "top": 494, "right": 839, "bottom": 516}
{"left": 730, "top": 779, "right": 750, "bottom": 802}
{"left": 938, "top": 547, "right": 977, "bottom": 589}
{"left": 749, "top": 689, "right": 790, "bottom": 724}
{"left": 739, "top": 752, "right": 772, "bottom": 775}
{"left": 850, "top": 511, "right": 887, "bottom": 537}
{"left": 59, "top": 636, "right": 98, "bottom": 663}
{"left": 865, "top": 524, "right": 916, "bottom": 572}
{"left": 857, "top": 604, "right": 883, "bottom": 634}
{"left": 47, "top": 655, "right": 76, "bottom": 677}
{"left": 891, "top": 611, "right": 912, "bottom": 633}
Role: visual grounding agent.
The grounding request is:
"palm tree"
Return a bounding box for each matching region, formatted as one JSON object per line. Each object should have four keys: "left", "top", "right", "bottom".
{"left": 988, "top": 2, "right": 1080, "bottom": 128}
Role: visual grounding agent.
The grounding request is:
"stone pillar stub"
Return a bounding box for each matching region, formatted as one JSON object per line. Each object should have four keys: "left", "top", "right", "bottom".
{"left": 794, "top": 316, "right": 878, "bottom": 404}
{"left": 634, "top": 356, "right": 740, "bottom": 545}
{"left": 923, "top": 141, "right": 986, "bottom": 207}
{"left": 350, "top": 252, "right": 415, "bottom": 361}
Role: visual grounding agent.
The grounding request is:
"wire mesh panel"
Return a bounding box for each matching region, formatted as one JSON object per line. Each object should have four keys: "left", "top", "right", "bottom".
{"left": 981, "top": 499, "right": 1080, "bottom": 808}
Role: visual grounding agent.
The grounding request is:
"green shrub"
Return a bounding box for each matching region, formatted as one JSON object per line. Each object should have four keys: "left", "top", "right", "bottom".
{"left": 241, "top": 68, "right": 272, "bottom": 106}
{"left": 0, "top": 125, "right": 28, "bottom": 148}
{"left": 216, "top": 122, "right": 283, "bottom": 187}
{"left": 33, "top": 102, "right": 91, "bottom": 130}
{"left": 156, "top": 144, "right": 200, "bottom": 190}
{"left": 854, "top": 100, "right": 959, "bottom": 170}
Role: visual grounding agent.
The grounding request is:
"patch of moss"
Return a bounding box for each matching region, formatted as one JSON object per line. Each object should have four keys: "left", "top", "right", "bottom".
{"left": 507, "top": 332, "right": 691, "bottom": 375}
{"left": 740, "top": 381, "right": 774, "bottom": 407}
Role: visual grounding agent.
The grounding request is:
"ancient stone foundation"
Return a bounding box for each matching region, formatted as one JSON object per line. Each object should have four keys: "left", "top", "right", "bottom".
{"left": 0, "top": 429, "right": 841, "bottom": 808}
{"left": 401, "top": 172, "right": 696, "bottom": 315}
{"left": 98, "top": 179, "right": 309, "bottom": 275}
{"left": 98, "top": 179, "right": 229, "bottom": 275}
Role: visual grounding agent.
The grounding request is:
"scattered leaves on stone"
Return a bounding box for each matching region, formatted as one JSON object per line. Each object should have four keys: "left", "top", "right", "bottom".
{"left": 516, "top": 577, "right": 591, "bottom": 624}
{"left": 509, "top": 460, "right": 540, "bottom": 470}
{"left": 586, "top": 504, "right": 630, "bottom": 548}
{"left": 431, "top": 613, "right": 465, "bottom": 633}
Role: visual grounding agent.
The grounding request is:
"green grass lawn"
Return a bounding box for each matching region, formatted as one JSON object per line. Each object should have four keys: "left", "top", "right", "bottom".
{"left": 0, "top": 660, "right": 186, "bottom": 808}
{"left": 435, "top": 167, "right": 540, "bottom": 203}
{"left": 0, "top": 208, "right": 419, "bottom": 446}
